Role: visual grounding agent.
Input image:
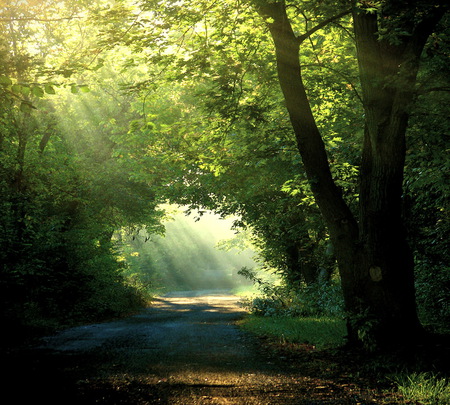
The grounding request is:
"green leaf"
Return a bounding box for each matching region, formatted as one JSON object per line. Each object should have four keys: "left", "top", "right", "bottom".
{"left": 11, "top": 84, "right": 22, "bottom": 94}
{"left": 0, "top": 76, "right": 12, "bottom": 86}
{"left": 32, "top": 86, "right": 45, "bottom": 98}
{"left": 45, "top": 84, "right": 56, "bottom": 94}
{"left": 79, "top": 85, "right": 90, "bottom": 93}
{"left": 71, "top": 85, "right": 79, "bottom": 94}
{"left": 20, "top": 101, "right": 35, "bottom": 113}
{"left": 21, "top": 85, "right": 31, "bottom": 96}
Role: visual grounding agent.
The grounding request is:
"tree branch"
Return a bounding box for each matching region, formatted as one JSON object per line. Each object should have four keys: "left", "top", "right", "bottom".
{"left": 296, "top": 9, "right": 351, "bottom": 44}
{"left": 417, "top": 86, "right": 450, "bottom": 95}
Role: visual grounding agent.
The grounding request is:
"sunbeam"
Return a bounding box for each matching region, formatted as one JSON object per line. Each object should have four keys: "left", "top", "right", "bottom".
{"left": 123, "top": 206, "right": 257, "bottom": 293}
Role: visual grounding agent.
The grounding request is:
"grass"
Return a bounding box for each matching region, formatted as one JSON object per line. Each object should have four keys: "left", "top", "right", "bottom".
{"left": 238, "top": 314, "right": 347, "bottom": 349}
{"left": 239, "top": 314, "right": 450, "bottom": 404}
{"left": 392, "top": 372, "right": 450, "bottom": 405}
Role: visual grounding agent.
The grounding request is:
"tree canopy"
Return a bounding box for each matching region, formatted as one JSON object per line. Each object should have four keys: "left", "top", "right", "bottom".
{"left": 1, "top": 0, "right": 449, "bottom": 351}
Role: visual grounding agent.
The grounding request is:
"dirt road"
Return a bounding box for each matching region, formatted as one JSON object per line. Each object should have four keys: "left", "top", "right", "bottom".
{"left": 3, "top": 292, "right": 382, "bottom": 404}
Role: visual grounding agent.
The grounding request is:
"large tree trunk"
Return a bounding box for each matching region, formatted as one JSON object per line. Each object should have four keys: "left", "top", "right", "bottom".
{"left": 350, "top": 2, "right": 447, "bottom": 347}
{"left": 254, "top": 0, "right": 447, "bottom": 349}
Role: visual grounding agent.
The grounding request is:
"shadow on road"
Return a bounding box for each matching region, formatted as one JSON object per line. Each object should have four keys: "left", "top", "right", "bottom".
{"left": 2, "top": 290, "right": 380, "bottom": 404}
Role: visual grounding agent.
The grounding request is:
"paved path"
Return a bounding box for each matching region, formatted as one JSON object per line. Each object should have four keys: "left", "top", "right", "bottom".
{"left": 40, "top": 292, "right": 276, "bottom": 377}
{"left": 3, "top": 292, "right": 367, "bottom": 404}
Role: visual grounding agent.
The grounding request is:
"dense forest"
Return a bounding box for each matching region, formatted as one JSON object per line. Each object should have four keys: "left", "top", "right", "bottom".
{"left": 1, "top": 0, "right": 449, "bottom": 354}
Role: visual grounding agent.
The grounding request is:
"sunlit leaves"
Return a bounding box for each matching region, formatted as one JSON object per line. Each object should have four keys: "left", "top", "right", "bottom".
{"left": 70, "top": 84, "right": 90, "bottom": 94}
{"left": 356, "top": 1, "right": 383, "bottom": 14}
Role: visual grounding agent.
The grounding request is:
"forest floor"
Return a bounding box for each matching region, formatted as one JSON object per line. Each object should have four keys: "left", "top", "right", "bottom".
{"left": 2, "top": 291, "right": 448, "bottom": 404}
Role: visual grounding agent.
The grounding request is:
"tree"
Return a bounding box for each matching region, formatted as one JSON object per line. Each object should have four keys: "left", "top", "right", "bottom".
{"left": 76, "top": 0, "right": 449, "bottom": 348}
{"left": 0, "top": 0, "right": 164, "bottom": 335}
{"left": 251, "top": 0, "right": 448, "bottom": 348}
{"left": 403, "top": 16, "right": 450, "bottom": 328}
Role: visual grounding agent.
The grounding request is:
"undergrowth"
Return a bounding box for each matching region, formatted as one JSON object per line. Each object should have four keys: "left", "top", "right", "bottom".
{"left": 238, "top": 315, "right": 346, "bottom": 349}
{"left": 392, "top": 372, "right": 450, "bottom": 404}
{"left": 237, "top": 267, "right": 450, "bottom": 404}
{"left": 237, "top": 267, "right": 344, "bottom": 318}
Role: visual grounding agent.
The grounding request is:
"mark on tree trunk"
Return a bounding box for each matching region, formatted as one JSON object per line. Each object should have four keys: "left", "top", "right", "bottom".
{"left": 369, "top": 266, "right": 383, "bottom": 282}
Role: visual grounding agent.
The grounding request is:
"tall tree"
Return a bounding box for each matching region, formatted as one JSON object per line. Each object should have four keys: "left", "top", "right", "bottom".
{"left": 88, "top": 0, "right": 448, "bottom": 348}
{"left": 252, "top": 0, "right": 448, "bottom": 348}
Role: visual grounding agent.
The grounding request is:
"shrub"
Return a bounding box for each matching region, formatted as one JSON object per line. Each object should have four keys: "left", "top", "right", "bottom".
{"left": 415, "top": 261, "right": 450, "bottom": 332}
{"left": 238, "top": 267, "right": 345, "bottom": 318}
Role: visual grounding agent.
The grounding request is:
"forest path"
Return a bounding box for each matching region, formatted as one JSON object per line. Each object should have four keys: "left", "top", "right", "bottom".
{"left": 4, "top": 292, "right": 380, "bottom": 404}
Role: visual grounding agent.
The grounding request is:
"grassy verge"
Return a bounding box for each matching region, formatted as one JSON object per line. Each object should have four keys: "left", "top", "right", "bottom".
{"left": 392, "top": 372, "right": 450, "bottom": 405}
{"left": 238, "top": 314, "right": 347, "bottom": 350}
{"left": 238, "top": 314, "right": 450, "bottom": 404}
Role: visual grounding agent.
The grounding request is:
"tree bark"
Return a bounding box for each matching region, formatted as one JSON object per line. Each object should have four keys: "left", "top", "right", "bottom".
{"left": 351, "top": 1, "right": 447, "bottom": 346}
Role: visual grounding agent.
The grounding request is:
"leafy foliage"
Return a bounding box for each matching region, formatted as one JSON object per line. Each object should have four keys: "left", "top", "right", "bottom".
{"left": 239, "top": 267, "right": 345, "bottom": 318}
{"left": 0, "top": 2, "right": 163, "bottom": 339}
{"left": 403, "top": 12, "right": 450, "bottom": 330}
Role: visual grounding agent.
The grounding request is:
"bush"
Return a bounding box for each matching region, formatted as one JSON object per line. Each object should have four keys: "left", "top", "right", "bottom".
{"left": 415, "top": 261, "right": 450, "bottom": 332}
{"left": 238, "top": 267, "right": 345, "bottom": 318}
{"left": 1, "top": 226, "right": 151, "bottom": 342}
